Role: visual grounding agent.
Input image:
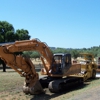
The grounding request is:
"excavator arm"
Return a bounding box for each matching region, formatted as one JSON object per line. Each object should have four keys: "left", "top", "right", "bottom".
{"left": 6, "top": 39, "right": 53, "bottom": 74}
{"left": 0, "top": 38, "right": 54, "bottom": 94}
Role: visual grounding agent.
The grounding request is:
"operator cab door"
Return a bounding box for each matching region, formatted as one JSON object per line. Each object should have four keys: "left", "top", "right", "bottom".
{"left": 62, "top": 54, "right": 71, "bottom": 74}
{"left": 52, "top": 55, "right": 63, "bottom": 74}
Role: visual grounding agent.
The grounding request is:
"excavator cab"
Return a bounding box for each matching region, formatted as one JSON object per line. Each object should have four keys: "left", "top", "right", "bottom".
{"left": 52, "top": 53, "right": 71, "bottom": 75}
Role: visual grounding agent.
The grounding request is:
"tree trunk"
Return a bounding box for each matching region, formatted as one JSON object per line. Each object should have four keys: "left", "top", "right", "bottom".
{"left": 2, "top": 60, "right": 6, "bottom": 72}
{"left": 0, "top": 59, "right": 6, "bottom": 72}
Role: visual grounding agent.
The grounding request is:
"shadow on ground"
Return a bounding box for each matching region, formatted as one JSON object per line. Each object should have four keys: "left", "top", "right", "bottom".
{"left": 30, "top": 82, "right": 89, "bottom": 100}
{"left": 30, "top": 78, "right": 100, "bottom": 100}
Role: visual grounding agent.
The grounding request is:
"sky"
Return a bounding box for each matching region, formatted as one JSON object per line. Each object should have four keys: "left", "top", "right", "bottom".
{"left": 0, "top": 0, "right": 100, "bottom": 48}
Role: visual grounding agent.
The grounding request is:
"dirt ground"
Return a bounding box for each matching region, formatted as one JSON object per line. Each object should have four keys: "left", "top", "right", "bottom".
{"left": 0, "top": 69, "right": 100, "bottom": 100}
{"left": 67, "top": 80, "right": 100, "bottom": 100}
{"left": 0, "top": 60, "right": 100, "bottom": 100}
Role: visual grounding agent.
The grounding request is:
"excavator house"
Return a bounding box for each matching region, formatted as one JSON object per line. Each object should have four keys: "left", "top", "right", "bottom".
{"left": 0, "top": 39, "right": 84, "bottom": 94}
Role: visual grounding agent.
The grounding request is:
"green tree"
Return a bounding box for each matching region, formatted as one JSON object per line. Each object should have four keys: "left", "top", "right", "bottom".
{"left": 0, "top": 21, "right": 15, "bottom": 42}
{"left": 0, "top": 21, "right": 31, "bottom": 72}
{"left": 15, "top": 29, "right": 30, "bottom": 40}
{"left": 52, "top": 48, "right": 68, "bottom": 54}
{"left": 30, "top": 52, "right": 40, "bottom": 60}
{"left": 71, "top": 49, "right": 79, "bottom": 59}
{"left": 0, "top": 21, "right": 15, "bottom": 72}
{"left": 22, "top": 51, "right": 40, "bottom": 60}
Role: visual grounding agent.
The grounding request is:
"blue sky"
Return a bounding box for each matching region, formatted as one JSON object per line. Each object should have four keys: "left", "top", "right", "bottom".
{"left": 0, "top": 0, "right": 100, "bottom": 48}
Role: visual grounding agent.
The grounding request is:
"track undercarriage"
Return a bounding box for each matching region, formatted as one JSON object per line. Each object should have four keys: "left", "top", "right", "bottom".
{"left": 39, "top": 76, "right": 83, "bottom": 93}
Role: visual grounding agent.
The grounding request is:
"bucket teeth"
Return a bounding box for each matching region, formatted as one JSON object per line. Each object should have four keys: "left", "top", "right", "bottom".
{"left": 23, "top": 80, "right": 44, "bottom": 94}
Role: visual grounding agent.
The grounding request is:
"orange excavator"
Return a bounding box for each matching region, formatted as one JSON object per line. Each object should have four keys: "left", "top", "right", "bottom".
{"left": 0, "top": 38, "right": 82, "bottom": 94}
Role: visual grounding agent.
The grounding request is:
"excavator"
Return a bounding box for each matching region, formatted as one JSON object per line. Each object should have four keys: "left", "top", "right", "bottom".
{"left": 0, "top": 38, "right": 83, "bottom": 94}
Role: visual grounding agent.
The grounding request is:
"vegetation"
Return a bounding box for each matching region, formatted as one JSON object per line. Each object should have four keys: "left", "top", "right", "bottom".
{"left": 0, "top": 21, "right": 31, "bottom": 72}
{"left": 23, "top": 51, "right": 40, "bottom": 60}
{"left": 0, "top": 21, "right": 30, "bottom": 42}
{"left": 22, "top": 46, "right": 100, "bottom": 60}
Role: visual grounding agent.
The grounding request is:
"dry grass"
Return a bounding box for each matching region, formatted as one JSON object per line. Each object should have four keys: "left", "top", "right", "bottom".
{"left": 0, "top": 60, "right": 100, "bottom": 100}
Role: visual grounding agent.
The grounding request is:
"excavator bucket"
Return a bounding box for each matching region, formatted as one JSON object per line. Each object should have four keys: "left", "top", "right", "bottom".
{"left": 23, "top": 80, "right": 44, "bottom": 94}
{"left": 29, "top": 80, "right": 44, "bottom": 94}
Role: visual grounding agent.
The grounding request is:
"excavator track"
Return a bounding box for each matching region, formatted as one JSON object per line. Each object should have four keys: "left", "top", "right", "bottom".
{"left": 48, "top": 80, "right": 62, "bottom": 92}
{"left": 48, "top": 77, "right": 83, "bottom": 93}
{"left": 39, "top": 76, "right": 83, "bottom": 93}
